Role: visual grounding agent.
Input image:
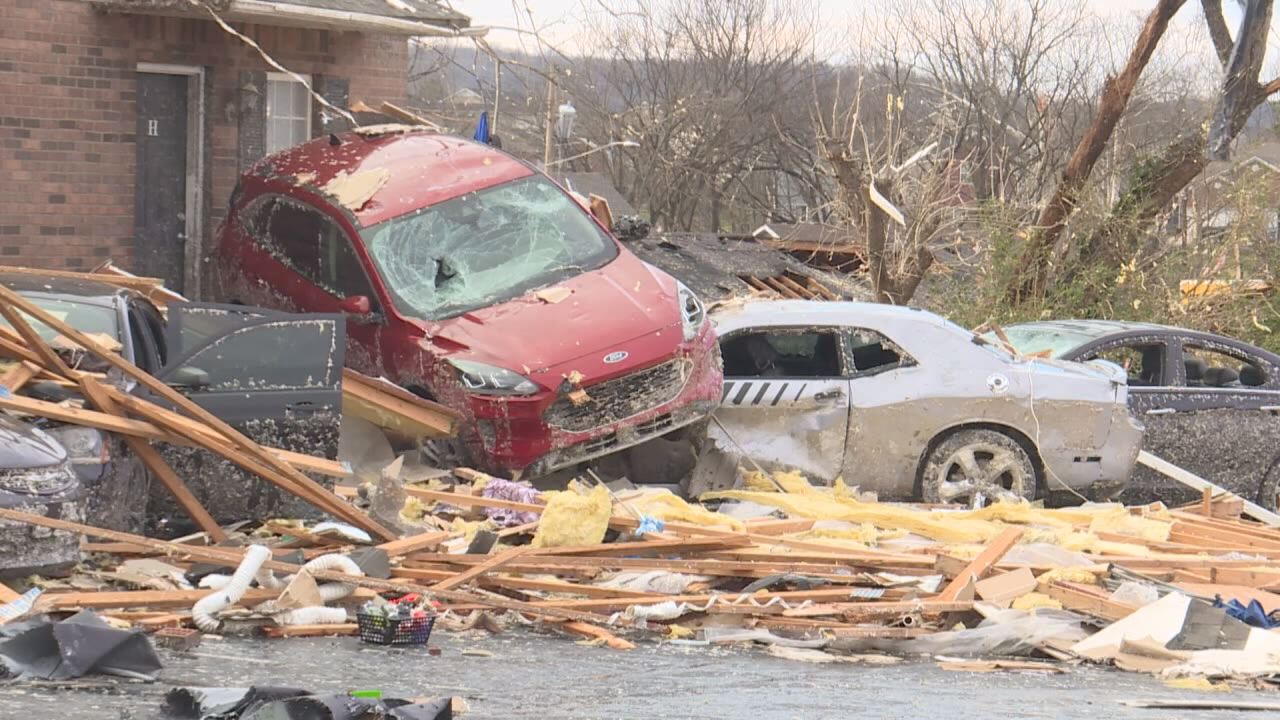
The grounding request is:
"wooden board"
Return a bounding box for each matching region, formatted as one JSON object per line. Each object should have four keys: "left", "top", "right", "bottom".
{"left": 1037, "top": 581, "right": 1137, "bottom": 622}
{"left": 37, "top": 588, "right": 279, "bottom": 611}
{"left": 935, "top": 527, "right": 1025, "bottom": 601}
{"left": 261, "top": 623, "right": 358, "bottom": 638}
{"left": 0, "top": 582, "right": 20, "bottom": 604}
{"left": 377, "top": 530, "right": 452, "bottom": 558}
{"left": 341, "top": 368, "right": 456, "bottom": 440}
{"left": 431, "top": 546, "right": 533, "bottom": 592}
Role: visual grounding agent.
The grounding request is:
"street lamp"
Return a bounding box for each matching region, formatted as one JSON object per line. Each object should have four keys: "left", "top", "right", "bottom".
{"left": 556, "top": 102, "right": 576, "bottom": 140}
{"left": 546, "top": 139, "right": 639, "bottom": 168}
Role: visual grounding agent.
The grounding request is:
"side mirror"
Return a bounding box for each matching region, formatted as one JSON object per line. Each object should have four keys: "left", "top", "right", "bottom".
{"left": 169, "top": 366, "right": 210, "bottom": 390}
{"left": 339, "top": 295, "right": 372, "bottom": 315}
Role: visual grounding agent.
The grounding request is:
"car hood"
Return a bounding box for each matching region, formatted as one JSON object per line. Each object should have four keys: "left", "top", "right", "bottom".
{"left": 1025, "top": 356, "right": 1128, "bottom": 385}
{"left": 0, "top": 413, "right": 67, "bottom": 470}
{"left": 424, "top": 251, "right": 684, "bottom": 378}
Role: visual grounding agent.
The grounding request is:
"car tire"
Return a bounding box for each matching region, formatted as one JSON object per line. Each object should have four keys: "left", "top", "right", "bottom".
{"left": 920, "top": 428, "right": 1038, "bottom": 507}
{"left": 1255, "top": 457, "right": 1280, "bottom": 513}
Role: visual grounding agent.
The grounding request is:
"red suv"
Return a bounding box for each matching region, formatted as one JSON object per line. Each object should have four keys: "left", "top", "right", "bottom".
{"left": 214, "top": 128, "right": 722, "bottom": 478}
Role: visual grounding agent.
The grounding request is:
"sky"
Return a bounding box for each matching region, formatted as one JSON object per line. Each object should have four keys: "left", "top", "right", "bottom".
{"left": 451, "top": 0, "right": 1220, "bottom": 52}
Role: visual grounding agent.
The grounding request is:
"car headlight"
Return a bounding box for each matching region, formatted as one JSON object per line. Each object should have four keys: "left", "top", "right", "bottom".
{"left": 46, "top": 426, "right": 107, "bottom": 463}
{"left": 677, "top": 281, "right": 706, "bottom": 342}
{"left": 448, "top": 358, "right": 540, "bottom": 396}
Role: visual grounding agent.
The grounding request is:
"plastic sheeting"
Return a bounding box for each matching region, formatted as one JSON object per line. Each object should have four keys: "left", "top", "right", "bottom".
{"left": 0, "top": 609, "right": 162, "bottom": 680}
{"left": 830, "top": 608, "right": 1088, "bottom": 658}
{"left": 160, "top": 686, "right": 452, "bottom": 720}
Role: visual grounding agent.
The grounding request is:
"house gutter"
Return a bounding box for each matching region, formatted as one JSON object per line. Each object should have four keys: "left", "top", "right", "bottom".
{"left": 227, "top": 0, "right": 488, "bottom": 37}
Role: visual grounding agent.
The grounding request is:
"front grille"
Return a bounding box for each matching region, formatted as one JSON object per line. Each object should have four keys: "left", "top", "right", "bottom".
{"left": 544, "top": 360, "right": 691, "bottom": 433}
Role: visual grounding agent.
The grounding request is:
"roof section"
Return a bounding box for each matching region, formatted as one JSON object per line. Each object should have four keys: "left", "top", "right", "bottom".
{"left": 629, "top": 233, "right": 869, "bottom": 305}
{"left": 90, "top": 0, "right": 474, "bottom": 35}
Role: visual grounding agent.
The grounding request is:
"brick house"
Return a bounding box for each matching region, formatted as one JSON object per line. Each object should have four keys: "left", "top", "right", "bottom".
{"left": 0, "top": 0, "right": 474, "bottom": 297}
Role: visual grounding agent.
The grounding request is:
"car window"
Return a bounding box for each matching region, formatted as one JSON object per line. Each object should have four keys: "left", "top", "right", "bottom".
{"left": 1183, "top": 344, "right": 1267, "bottom": 388}
{"left": 1, "top": 297, "right": 118, "bottom": 343}
{"left": 126, "top": 308, "right": 155, "bottom": 374}
{"left": 253, "top": 197, "right": 377, "bottom": 303}
{"left": 166, "top": 319, "right": 341, "bottom": 392}
{"left": 361, "top": 175, "right": 618, "bottom": 320}
{"left": 847, "top": 329, "right": 913, "bottom": 376}
{"left": 1081, "top": 343, "right": 1166, "bottom": 386}
{"left": 721, "top": 330, "right": 843, "bottom": 378}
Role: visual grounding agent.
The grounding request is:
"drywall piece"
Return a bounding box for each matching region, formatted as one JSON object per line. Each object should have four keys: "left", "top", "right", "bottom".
{"left": 1071, "top": 592, "right": 1191, "bottom": 661}
{"left": 323, "top": 168, "right": 390, "bottom": 211}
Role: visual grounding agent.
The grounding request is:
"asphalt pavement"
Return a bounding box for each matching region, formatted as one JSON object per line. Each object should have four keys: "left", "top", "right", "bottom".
{"left": 0, "top": 628, "right": 1269, "bottom": 719}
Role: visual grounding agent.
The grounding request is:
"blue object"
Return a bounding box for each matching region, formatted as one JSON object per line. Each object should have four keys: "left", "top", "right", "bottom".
{"left": 1213, "top": 595, "right": 1280, "bottom": 629}
{"left": 636, "top": 515, "right": 665, "bottom": 536}
{"left": 473, "top": 111, "right": 490, "bottom": 144}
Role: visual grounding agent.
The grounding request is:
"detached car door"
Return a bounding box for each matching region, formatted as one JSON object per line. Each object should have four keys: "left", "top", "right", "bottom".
{"left": 144, "top": 303, "right": 345, "bottom": 528}
{"left": 712, "top": 327, "right": 850, "bottom": 483}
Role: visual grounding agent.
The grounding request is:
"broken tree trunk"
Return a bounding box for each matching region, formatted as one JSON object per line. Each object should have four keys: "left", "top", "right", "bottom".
{"left": 1007, "top": 0, "right": 1187, "bottom": 303}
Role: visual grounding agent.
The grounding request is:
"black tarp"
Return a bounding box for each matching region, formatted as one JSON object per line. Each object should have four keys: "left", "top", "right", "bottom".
{"left": 0, "top": 609, "right": 162, "bottom": 681}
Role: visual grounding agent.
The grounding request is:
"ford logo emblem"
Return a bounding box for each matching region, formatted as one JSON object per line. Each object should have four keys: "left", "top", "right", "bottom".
{"left": 603, "top": 350, "right": 629, "bottom": 364}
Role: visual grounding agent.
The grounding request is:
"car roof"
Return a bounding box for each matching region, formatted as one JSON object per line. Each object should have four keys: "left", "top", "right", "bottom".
{"left": 1007, "top": 319, "right": 1175, "bottom": 337}
{"left": 714, "top": 299, "right": 946, "bottom": 326}
{"left": 0, "top": 271, "right": 128, "bottom": 309}
{"left": 250, "top": 128, "right": 535, "bottom": 227}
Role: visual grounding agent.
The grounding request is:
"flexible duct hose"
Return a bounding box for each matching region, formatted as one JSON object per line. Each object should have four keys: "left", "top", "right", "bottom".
{"left": 192, "top": 545, "right": 272, "bottom": 632}
{"left": 274, "top": 606, "right": 349, "bottom": 626}
{"left": 300, "top": 553, "right": 364, "bottom": 603}
{"left": 199, "top": 574, "right": 232, "bottom": 591}
{"left": 256, "top": 565, "right": 286, "bottom": 590}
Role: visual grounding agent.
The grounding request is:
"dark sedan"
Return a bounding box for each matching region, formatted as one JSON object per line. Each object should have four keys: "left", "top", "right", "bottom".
{"left": 999, "top": 320, "right": 1280, "bottom": 510}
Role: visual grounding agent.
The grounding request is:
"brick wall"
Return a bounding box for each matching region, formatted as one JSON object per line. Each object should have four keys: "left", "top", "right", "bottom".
{"left": 0, "top": 0, "right": 408, "bottom": 294}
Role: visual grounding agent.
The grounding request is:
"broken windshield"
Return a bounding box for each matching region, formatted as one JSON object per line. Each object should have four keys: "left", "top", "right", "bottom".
{"left": 361, "top": 175, "right": 618, "bottom": 320}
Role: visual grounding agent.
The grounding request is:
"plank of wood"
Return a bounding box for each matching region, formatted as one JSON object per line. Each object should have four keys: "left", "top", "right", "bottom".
{"left": 0, "top": 582, "right": 20, "bottom": 604}
{"left": 1139, "top": 451, "right": 1280, "bottom": 526}
{"left": 0, "top": 361, "right": 39, "bottom": 392}
{"left": 1210, "top": 567, "right": 1280, "bottom": 589}
{"left": 0, "top": 507, "right": 620, "bottom": 628}
{"left": 0, "top": 264, "right": 166, "bottom": 290}
{"left": 262, "top": 623, "right": 358, "bottom": 638}
{"left": 342, "top": 368, "right": 456, "bottom": 439}
{"left": 934, "top": 527, "right": 1025, "bottom": 602}
{"left": 1175, "top": 583, "right": 1280, "bottom": 612}
{"left": 431, "top": 546, "right": 533, "bottom": 592}
{"left": 781, "top": 600, "right": 973, "bottom": 619}
{"left": 79, "top": 376, "right": 227, "bottom": 541}
{"left": 531, "top": 535, "right": 751, "bottom": 558}
{"left": 403, "top": 486, "right": 545, "bottom": 515}
{"left": 0, "top": 286, "right": 394, "bottom": 540}
{"left": 136, "top": 613, "right": 190, "bottom": 629}
{"left": 559, "top": 621, "right": 635, "bottom": 650}
{"left": 524, "top": 586, "right": 910, "bottom": 612}
{"left": 377, "top": 530, "right": 451, "bottom": 557}
{"left": 1036, "top": 581, "right": 1137, "bottom": 622}
{"left": 38, "top": 588, "right": 279, "bottom": 611}
{"left": 743, "top": 518, "right": 816, "bottom": 536}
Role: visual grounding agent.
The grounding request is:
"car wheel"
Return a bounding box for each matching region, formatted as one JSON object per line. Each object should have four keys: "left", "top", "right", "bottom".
{"left": 920, "top": 429, "right": 1037, "bottom": 507}
{"left": 1255, "top": 458, "right": 1280, "bottom": 513}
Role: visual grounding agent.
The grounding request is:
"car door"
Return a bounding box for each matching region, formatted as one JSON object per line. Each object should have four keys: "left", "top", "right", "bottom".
{"left": 141, "top": 302, "right": 346, "bottom": 529}
{"left": 712, "top": 326, "right": 850, "bottom": 483}
{"left": 839, "top": 327, "right": 922, "bottom": 500}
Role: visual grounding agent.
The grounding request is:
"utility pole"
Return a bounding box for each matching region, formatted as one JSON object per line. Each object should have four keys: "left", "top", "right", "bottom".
{"left": 492, "top": 58, "right": 501, "bottom": 135}
{"left": 542, "top": 67, "right": 557, "bottom": 168}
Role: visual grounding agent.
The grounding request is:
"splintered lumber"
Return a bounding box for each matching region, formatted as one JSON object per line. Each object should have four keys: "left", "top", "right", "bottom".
{"left": 0, "top": 360, "right": 39, "bottom": 392}
{"left": 1210, "top": 567, "right": 1280, "bottom": 589}
{"left": 0, "top": 286, "right": 393, "bottom": 541}
{"left": 0, "top": 582, "right": 19, "bottom": 604}
{"left": 532, "top": 536, "right": 752, "bottom": 558}
{"left": 523, "top": 587, "right": 918, "bottom": 612}
{"left": 262, "top": 623, "right": 358, "bottom": 638}
{"left": 430, "top": 546, "right": 533, "bottom": 592}
{"left": 781, "top": 600, "right": 973, "bottom": 619}
{"left": 0, "top": 302, "right": 74, "bottom": 378}
{"left": 78, "top": 376, "right": 226, "bottom": 541}
{"left": 0, "top": 507, "right": 624, "bottom": 628}
{"left": 37, "top": 588, "right": 279, "bottom": 611}
{"left": 377, "top": 530, "right": 452, "bottom": 558}
{"left": 1036, "top": 581, "right": 1137, "bottom": 622}
{"left": 560, "top": 621, "right": 635, "bottom": 650}
{"left": 935, "top": 527, "right": 1025, "bottom": 601}
{"left": 342, "top": 368, "right": 456, "bottom": 439}
{"left": 1138, "top": 451, "right": 1280, "bottom": 526}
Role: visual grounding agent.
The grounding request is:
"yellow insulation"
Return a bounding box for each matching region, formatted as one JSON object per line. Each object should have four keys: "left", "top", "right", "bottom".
{"left": 532, "top": 484, "right": 612, "bottom": 548}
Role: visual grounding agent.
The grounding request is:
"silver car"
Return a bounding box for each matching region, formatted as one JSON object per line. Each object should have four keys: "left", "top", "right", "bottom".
{"left": 708, "top": 301, "right": 1145, "bottom": 505}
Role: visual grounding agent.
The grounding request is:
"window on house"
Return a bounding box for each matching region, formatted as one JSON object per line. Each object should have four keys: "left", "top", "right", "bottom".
{"left": 266, "top": 73, "right": 311, "bottom": 154}
{"left": 721, "top": 330, "right": 843, "bottom": 378}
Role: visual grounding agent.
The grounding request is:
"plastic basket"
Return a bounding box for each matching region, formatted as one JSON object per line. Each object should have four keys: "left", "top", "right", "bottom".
{"left": 356, "top": 611, "right": 435, "bottom": 646}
